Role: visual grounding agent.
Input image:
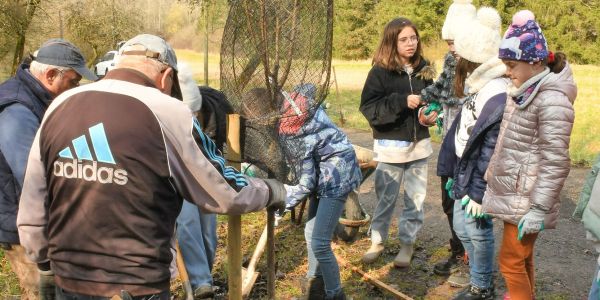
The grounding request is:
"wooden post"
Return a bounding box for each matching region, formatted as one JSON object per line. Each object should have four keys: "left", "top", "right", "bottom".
{"left": 266, "top": 210, "right": 275, "bottom": 299}
{"left": 226, "top": 114, "right": 242, "bottom": 300}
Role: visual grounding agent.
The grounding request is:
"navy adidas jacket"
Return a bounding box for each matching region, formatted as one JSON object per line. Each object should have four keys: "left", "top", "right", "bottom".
{"left": 17, "top": 69, "right": 271, "bottom": 296}
{"left": 0, "top": 64, "right": 52, "bottom": 244}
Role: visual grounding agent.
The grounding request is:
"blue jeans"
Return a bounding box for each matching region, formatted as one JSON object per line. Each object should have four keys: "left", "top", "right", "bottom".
{"left": 369, "top": 159, "right": 428, "bottom": 245}
{"left": 590, "top": 264, "right": 600, "bottom": 300}
{"left": 453, "top": 199, "right": 494, "bottom": 289}
{"left": 305, "top": 194, "right": 347, "bottom": 298}
{"left": 176, "top": 200, "right": 217, "bottom": 289}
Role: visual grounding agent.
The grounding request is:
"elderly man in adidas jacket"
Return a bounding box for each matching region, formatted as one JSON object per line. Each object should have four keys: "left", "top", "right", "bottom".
{"left": 16, "top": 34, "right": 285, "bottom": 299}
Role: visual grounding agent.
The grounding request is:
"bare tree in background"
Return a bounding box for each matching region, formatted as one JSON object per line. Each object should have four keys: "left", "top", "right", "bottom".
{"left": 0, "top": 0, "right": 42, "bottom": 75}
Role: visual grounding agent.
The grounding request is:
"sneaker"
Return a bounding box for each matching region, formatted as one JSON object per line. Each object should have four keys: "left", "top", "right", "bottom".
{"left": 193, "top": 285, "right": 215, "bottom": 299}
{"left": 448, "top": 270, "right": 470, "bottom": 288}
{"left": 434, "top": 254, "right": 462, "bottom": 276}
{"left": 503, "top": 293, "right": 510, "bottom": 300}
{"left": 361, "top": 243, "right": 384, "bottom": 264}
{"left": 452, "top": 285, "right": 495, "bottom": 300}
{"left": 393, "top": 243, "right": 414, "bottom": 268}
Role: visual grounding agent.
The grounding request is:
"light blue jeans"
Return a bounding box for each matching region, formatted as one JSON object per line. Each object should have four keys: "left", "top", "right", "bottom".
{"left": 305, "top": 194, "right": 347, "bottom": 298}
{"left": 176, "top": 200, "right": 217, "bottom": 289}
{"left": 369, "top": 159, "right": 428, "bottom": 245}
{"left": 453, "top": 199, "right": 495, "bottom": 289}
{"left": 589, "top": 264, "right": 600, "bottom": 300}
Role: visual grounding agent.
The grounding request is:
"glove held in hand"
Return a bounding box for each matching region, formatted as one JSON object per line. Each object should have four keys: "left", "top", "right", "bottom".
{"left": 263, "top": 179, "right": 286, "bottom": 211}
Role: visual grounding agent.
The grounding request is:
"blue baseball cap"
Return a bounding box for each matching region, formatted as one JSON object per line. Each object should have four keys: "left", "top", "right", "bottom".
{"left": 34, "top": 39, "right": 98, "bottom": 81}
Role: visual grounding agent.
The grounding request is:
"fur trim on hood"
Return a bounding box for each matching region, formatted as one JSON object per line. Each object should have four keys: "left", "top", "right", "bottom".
{"left": 465, "top": 57, "right": 506, "bottom": 93}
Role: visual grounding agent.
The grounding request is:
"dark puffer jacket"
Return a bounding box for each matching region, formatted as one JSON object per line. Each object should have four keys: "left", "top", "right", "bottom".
{"left": 360, "top": 58, "right": 435, "bottom": 141}
{"left": 0, "top": 64, "right": 52, "bottom": 244}
{"left": 437, "top": 92, "right": 506, "bottom": 203}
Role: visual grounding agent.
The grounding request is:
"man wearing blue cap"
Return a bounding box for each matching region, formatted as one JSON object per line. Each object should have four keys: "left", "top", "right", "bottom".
{"left": 0, "top": 38, "right": 96, "bottom": 300}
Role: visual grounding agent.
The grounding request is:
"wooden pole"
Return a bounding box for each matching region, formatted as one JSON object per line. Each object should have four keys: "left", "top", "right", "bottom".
{"left": 266, "top": 210, "right": 275, "bottom": 299}
{"left": 175, "top": 240, "right": 194, "bottom": 300}
{"left": 336, "top": 255, "right": 414, "bottom": 300}
{"left": 226, "top": 114, "right": 242, "bottom": 300}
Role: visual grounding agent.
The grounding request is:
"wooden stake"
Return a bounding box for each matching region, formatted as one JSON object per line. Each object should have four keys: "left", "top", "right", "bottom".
{"left": 336, "top": 255, "right": 414, "bottom": 300}
{"left": 226, "top": 114, "right": 243, "bottom": 300}
{"left": 175, "top": 240, "right": 194, "bottom": 300}
{"left": 267, "top": 210, "right": 276, "bottom": 299}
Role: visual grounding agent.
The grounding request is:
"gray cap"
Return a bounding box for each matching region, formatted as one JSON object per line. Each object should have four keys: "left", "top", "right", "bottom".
{"left": 34, "top": 39, "right": 98, "bottom": 81}
{"left": 119, "top": 34, "right": 182, "bottom": 100}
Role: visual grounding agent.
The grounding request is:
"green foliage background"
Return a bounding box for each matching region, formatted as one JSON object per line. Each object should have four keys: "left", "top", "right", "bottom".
{"left": 333, "top": 0, "right": 600, "bottom": 64}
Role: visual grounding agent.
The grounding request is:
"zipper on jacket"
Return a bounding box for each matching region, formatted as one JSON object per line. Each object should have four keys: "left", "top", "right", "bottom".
{"left": 407, "top": 70, "right": 418, "bottom": 142}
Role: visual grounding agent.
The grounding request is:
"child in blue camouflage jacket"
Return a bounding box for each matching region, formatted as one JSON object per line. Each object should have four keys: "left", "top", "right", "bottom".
{"left": 278, "top": 84, "right": 361, "bottom": 300}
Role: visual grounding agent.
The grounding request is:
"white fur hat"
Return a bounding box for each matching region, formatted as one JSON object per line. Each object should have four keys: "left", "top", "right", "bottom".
{"left": 455, "top": 7, "right": 502, "bottom": 64}
{"left": 441, "top": 0, "right": 477, "bottom": 40}
{"left": 177, "top": 62, "right": 203, "bottom": 113}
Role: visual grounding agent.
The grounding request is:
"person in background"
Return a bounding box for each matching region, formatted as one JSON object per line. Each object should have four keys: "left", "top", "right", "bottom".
{"left": 359, "top": 17, "right": 437, "bottom": 268}
{"left": 175, "top": 62, "right": 219, "bottom": 299}
{"left": 573, "top": 153, "right": 600, "bottom": 300}
{"left": 17, "top": 34, "right": 285, "bottom": 299}
{"left": 483, "top": 10, "right": 577, "bottom": 300}
{"left": 420, "top": 0, "right": 476, "bottom": 285}
{"left": 438, "top": 7, "right": 507, "bottom": 300}
{"left": 0, "top": 38, "right": 96, "bottom": 300}
{"left": 278, "top": 84, "right": 361, "bottom": 300}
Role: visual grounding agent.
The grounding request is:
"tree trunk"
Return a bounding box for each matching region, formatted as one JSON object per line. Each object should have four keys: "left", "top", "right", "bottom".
{"left": 10, "top": 0, "right": 41, "bottom": 75}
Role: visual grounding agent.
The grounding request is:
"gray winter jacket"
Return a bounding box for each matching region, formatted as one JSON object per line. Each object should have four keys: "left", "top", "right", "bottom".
{"left": 482, "top": 63, "right": 577, "bottom": 229}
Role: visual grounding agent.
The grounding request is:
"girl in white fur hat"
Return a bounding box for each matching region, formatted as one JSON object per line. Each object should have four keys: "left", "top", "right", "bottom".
{"left": 421, "top": 0, "right": 476, "bottom": 283}
{"left": 438, "top": 7, "right": 508, "bottom": 299}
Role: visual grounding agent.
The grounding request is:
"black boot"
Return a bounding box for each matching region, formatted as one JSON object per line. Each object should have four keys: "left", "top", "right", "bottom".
{"left": 301, "top": 276, "right": 325, "bottom": 300}
{"left": 326, "top": 290, "right": 346, "bottom": 300}
{"left": 434, "top": 238, "right": 465, "bottom": 276}
{"left": 452, "top": 285, "right": 495, "bottom": 300}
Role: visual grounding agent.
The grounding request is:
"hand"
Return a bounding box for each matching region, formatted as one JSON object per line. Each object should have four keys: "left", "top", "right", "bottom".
{"left": 465, "top": 199, "right": 484, "bottom": 218}
{"left": 445, "top": 178, "right": 454, "bottom": 199}
{"left": 407, "top": 95, "right": 420, "bottom": 109}
{"left": 38, "top": 268, "right": 56, "bottom": 299}
{"left": 418, "top": 107, "right": 438, "bottom": 127}
{"left": 263, "top": 179, "right": 286, "bottom": 212}
{"left": 517, "top": 207, "right": 546, "bottom": 240}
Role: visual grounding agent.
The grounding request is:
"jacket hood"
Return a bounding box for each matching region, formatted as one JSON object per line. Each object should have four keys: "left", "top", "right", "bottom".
{"left": 538, "top": 62, "right": 577, "bottom": 104}
{"left": 465, "top": 57, "right": 506, "bottom": 94}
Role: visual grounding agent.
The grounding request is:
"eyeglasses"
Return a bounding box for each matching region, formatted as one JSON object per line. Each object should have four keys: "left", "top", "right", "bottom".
{"left": 398, "top": 35, "right": 419, "bottom": 45}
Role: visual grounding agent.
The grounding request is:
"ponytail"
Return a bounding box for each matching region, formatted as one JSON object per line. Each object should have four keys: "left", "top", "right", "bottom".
{"left": 545, "top": 51, "right": 567, "bottom": 73}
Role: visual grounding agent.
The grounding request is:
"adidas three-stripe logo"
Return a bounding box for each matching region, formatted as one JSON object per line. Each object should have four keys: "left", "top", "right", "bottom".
{"left": 58, "top": 123, "right": 116, "bottom": 164}
{"left": 53, "top": 123, "right": 128, "bottom": 185}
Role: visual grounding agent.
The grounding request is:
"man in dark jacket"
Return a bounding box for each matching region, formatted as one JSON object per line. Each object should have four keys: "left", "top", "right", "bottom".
{"left": 0, "top": 39, "right": 96, "bottom": 299}
{"left": 17, "top": 34, "right": 285, "bottom": 299}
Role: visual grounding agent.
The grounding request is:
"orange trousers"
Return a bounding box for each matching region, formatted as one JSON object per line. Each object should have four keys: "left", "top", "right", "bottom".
{"left": 499, "top": 222, "right": 538, "bottom": 300}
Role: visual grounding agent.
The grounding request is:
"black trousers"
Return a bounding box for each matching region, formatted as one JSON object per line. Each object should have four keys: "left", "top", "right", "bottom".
{"left": 56, "top": 287, "right": 169, "bottom": 300}
{"left": 440, "top": 176, "right": 465, "bottom": 256}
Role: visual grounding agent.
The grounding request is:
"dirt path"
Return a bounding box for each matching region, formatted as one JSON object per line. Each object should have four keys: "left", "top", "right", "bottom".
{"left": 343, "top": 128, "right": 594, "bottom": 299}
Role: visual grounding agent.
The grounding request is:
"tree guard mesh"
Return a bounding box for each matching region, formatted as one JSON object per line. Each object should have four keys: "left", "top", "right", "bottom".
{"left": 220, "top": 0, "right": 333, "bottom": 184}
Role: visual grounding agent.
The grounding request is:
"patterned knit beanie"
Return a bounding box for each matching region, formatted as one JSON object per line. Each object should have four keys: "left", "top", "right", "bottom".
{"left": 499, "top": 10, "right": 548, "bottom": 62}
{"left": 441, "top": 0, "right": 477, "bottom": 40}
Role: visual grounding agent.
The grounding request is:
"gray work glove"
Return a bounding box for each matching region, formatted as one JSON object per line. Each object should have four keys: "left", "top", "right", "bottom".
{"left": 517, "top": 207, "right": 546, "bottom": 240}
{"left": 263, "top": 179, "right": 286, "bottom": 212}
{"left": 38, "top": 266, "right": 56, "bottom": 300}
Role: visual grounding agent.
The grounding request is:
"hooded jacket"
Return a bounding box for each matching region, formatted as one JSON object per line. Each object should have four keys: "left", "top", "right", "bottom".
{"left": 437, "top": 58, "right": 507, "bottom": 203}
{"left": 573, "top": 154, "right": 600, "bottom": 240}
{"left": 483, "top": 63, "right": 577, "bottom": 228}
{"left": 360, "top": 58, "right": 435, "bottom": 141}
{"left": 279, "top": 85, "right": 361, "bottom": 208}
{"left": 0, "top": 64, "right": 52, "bottom": 244}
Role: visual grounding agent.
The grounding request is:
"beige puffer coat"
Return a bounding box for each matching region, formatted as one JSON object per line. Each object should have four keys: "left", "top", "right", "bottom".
{"left": 482, "top": 63, "right": 577, "bottom": 229}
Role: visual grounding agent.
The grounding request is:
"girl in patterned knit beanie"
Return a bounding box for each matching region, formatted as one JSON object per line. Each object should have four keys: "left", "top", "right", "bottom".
{"left": 482, "top": 10, "right": 577, "bottom": 300}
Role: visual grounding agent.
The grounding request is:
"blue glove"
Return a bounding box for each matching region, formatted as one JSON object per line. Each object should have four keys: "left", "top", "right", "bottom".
{"left": 517, "top": 207, "right": 546, "bottom": 240}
